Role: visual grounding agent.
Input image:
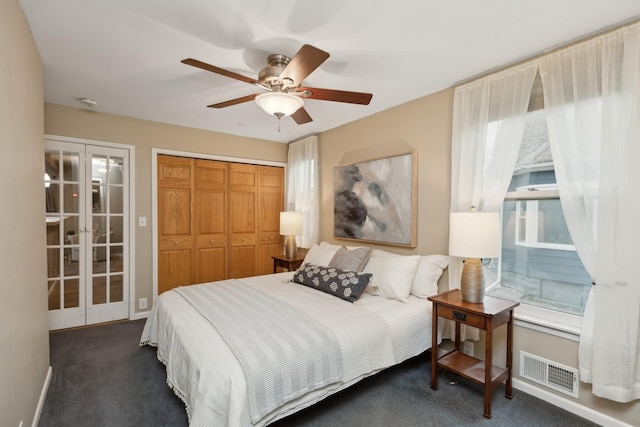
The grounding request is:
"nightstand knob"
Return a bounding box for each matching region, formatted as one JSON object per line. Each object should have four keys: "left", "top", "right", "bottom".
{"left": 210, "top": 240, "right": 214, "bottom": 244}
{"left": 453, "top": 311, "right": 467, "bottom": 321}
{"left": 174, "top": 240, "right": 178, "bottom": 245}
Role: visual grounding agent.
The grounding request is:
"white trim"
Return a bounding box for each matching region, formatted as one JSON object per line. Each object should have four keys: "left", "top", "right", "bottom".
{"left": 514, "top": 303, "right": 582, "bottom": 340}
{"left": 131, "top": 310, "right": 150, "bottom": 320}
{"left": 32, "top": 366, "right": 52, "bottom": 427}
{"left": 45, "top": 134, "right": 135, "bottom": 151}
{"left": 45, "top": 135, "right": 136, "bottom": 322}
{"left": 128, "top": 147, "right": 137, "bottom": 321}
{"left": 513, "top": 378, "right": 633, "bottom": 427}
{"left": 155, "top": 147, "right": 287, "bottom": 168}
{"left": 151, "top": 148, "right": 287, "bottom": 301}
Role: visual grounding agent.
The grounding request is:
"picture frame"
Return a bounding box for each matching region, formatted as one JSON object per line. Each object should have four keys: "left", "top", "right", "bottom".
{"left": 333, "top": 151, "right": 417, "bottom": 247}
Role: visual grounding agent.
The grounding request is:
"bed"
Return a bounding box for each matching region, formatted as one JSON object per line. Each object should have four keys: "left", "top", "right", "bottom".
{"left": 140, "top": 243, "right": 449, "bottom": 426}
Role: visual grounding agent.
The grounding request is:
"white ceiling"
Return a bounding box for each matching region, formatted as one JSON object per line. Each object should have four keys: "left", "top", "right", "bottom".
{"left": 20, "top": 0, "right": 640, "bottom": 143}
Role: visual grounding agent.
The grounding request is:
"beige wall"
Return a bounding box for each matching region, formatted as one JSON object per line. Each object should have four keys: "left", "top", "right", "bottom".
{"left": 319, "top": 88, "right": 454, "bottom": 257}
{"left": 44, "top": 103, "right": 288, "bottom": 313}
{"left": 0, "top": 1, "right": 50, "bottom": 426}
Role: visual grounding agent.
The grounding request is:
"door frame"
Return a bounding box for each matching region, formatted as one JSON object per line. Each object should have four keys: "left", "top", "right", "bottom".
{"left": 151, "top": 148, "right": 286, "bottom": 305}
{"left": 46, "top": 134, "right": 137, "bottom": 322}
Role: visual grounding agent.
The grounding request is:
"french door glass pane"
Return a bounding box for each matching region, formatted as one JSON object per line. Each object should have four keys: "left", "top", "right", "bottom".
{"left": 48, "top": 280, "right": 60, "bottom": 310}
{"left": 46, "top": 185, "right": 60, "bottom": 213}
{"left": 92, "top": 276, "right": 107, "bottom": 305}
{"left": 64, "top": 279, "right": 80, "bottom": 308}
{"left": 63, "top": 152, "right": 80, "bottom": 181}
{"left": 63, "top": 183, "right": 80, "bottom": 213}
{"left": 110, "top": 217, "right": 123, "bottom": 243}
{"left": 110, "top": 186, "right": 123, "bottom": 213}
{"left": 63, "top": 216, "right": 79, "bottom": 248}
{"left": 45, "top": 152, "right": 60, "bottom": 179}
{"left": 47, "top": 248, "right": 60, "bottom": 278}
{"left": 110, "top": 275, "right": 124, "bottom": 302}
{"left": 109, "top": 157, "right": 124, "bottom": 185}
{"left": 111, "top": 246, "right": 124, "bottom": 273}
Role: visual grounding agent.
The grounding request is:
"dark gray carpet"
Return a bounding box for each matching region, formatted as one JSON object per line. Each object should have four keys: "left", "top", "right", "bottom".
{"left": 40, "top": 320, "right": 599, "bottom": 427}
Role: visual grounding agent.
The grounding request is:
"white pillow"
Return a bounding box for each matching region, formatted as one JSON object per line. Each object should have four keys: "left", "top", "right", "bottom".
{"left": 364, "top": 254, "right": 420, "bottom": 302}
{"left": 319, "top": 241, "right": 343, "bottom": 251}
{"left": 301, "top": 244, "right": 340, "bottom": 267}
{"left": 410, "top": 255, "right": 449, "bottom": 298}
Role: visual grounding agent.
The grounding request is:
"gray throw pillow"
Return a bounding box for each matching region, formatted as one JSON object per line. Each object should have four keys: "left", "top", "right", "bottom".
{"left": 328, "top": 246, "right": 371, "bottom": 272}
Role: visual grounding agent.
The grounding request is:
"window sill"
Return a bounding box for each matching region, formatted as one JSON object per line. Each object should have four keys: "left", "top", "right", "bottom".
{"left": 513, "top": 303, "right": 582, "bottom": 342}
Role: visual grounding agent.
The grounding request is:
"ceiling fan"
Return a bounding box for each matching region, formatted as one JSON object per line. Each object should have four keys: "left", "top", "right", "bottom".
{"left": 181, "top": 44, "right": 373, "bottom": 127}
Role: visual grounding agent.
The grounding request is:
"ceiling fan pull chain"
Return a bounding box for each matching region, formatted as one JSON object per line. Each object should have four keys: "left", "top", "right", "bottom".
{"left": 277, "top": 115, "right": 281, "bottom": 132}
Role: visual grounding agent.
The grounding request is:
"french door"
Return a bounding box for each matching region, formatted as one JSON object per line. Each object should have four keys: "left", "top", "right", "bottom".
{"left": 45, "top": 139, "right": 130, "bottom": 330}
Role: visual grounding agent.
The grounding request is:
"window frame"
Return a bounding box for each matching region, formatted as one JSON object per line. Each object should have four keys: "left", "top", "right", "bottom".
{"left": 491, "top": 169, "right": 588, "bottom": 337}
{"left": 510, "top": 184, "right": 577, "bottom": 252}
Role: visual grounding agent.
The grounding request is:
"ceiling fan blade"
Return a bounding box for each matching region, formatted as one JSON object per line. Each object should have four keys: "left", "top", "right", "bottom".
{"left": 291, "top": 107, "right": 313, "bottom": 124}
{"left": 297, "top": 87, "right": 373, "bottom": 105}
{"left": 280, "top": 44, "right": 330, "bottom": 87}
{"left": 182, "top": 58, "right": 260, "bottom": 85}
{"left": 207, "top": 94, "right": 259, "bottom": 108}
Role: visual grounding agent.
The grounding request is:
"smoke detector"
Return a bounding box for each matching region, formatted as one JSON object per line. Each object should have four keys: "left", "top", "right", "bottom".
{"left": 79, "top": 98, "right": 98, "bottom": 108}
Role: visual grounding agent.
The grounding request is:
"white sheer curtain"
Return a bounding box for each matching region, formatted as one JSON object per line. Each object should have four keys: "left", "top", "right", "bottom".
{"left": 285, "top": 135, "right": 319, "bottom": 248}
{"left": 541, "top": 22, "right": 640, "bottom": 402}
{"left": 450, "top": 62, "right": 537, "bottom": 339}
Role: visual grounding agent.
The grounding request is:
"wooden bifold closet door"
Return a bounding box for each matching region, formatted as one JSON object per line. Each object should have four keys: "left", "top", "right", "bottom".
{"left": 158, "top": 155, "right": 283, "bottom": 293}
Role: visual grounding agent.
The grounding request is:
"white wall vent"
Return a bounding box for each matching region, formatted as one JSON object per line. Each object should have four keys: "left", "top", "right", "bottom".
{"left": 520, "top": 351, "right": 579, "bottom": 398}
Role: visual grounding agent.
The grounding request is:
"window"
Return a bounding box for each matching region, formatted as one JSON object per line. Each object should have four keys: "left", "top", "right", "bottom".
{"left": 484, "top": 109, "right": 592, "bottom": 317}
{"left": 513, "top": 185, "right": 575, "bottom": 251}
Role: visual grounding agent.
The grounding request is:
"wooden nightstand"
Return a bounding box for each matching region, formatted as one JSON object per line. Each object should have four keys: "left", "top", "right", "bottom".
{"left": 428, "top": 289, "right": 519, "bottom": 419}
{"left": 271, "top": 254, "right": 304, "bottom": 273}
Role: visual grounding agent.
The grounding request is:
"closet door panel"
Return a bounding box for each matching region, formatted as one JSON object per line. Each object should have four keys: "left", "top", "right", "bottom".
{"left": 229, "top": 163, "right": 258, "bottom": 278}
{"left": 158, "top": 188, "right": 192, "bottom": 240}
{"left": 158, "top": 155, "right": 194, "bottom": 291}
{"left": 195, "top": 160, "right": 228, "bottom": 283}
{"left": 229, "top": 245, "right": 257, "bottom": 279}
{"left": 257, "top": 166, "right": 284, "bottom": 275}
{"left": 158, "top": 249, "right": 193, "bottom": 293}
{"left": 196, "top": 247, "right": 226, "bottom": 283}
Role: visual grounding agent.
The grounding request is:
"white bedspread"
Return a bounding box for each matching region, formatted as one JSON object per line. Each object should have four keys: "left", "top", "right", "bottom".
{"left": 173, "top": 280, "right": 344, "bottom": 424}
{"left": 141, "top": 273, "right": 402, "bottom": 426}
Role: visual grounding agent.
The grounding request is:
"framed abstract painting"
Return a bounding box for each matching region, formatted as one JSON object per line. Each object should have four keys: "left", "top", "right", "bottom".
{"left": 333, "top": 152, "right": 417, "bottom": 247}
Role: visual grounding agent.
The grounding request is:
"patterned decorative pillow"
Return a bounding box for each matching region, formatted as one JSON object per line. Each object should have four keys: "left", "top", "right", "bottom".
{"left": 292, "top": 264, "right": 372, "bottom": 303}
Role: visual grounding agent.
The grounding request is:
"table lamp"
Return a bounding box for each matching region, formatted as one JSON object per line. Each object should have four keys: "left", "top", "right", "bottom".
{"left": 280, "top": 211, "right": 303, "bottom": 259}
{"left": 449, "top": 210, "right": 501, "bottom": 303}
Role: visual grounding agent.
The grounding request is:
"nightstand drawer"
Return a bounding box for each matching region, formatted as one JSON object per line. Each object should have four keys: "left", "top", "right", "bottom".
{"left": 437, "top": 305, "right": 486, "bottom": 329}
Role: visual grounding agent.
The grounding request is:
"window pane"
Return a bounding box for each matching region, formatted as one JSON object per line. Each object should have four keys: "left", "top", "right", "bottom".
{"left": 486, "top": 198, "right": 591, "bottom": 315}
{"left": 487, "top": 109, "right": 592, "bottom": 316}
{"left": 63, "top": 152, "right": 80, "bottom": 182}
{"left": 537, "top": 200, "right": 572, "bottom": 245}
{"left": 109, "top": 157, "right": 124, "bottom": 185}
{"left": 63, "top": 183, "right": 80, "bottom": 213}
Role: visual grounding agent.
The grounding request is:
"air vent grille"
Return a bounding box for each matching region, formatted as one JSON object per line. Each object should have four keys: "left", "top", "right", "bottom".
{"left": 520, "top": 351, "right": 579, "bottom": 398}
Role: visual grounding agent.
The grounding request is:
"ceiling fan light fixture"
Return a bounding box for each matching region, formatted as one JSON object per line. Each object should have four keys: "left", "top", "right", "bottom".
{"left": 255, "top": 92, "right": 303, "bottom": 117}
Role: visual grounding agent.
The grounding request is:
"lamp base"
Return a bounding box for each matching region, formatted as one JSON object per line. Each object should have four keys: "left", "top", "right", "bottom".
{"left": 284, "top": 235, "right": 298, "bottom": 259}
{"left": 460, "top": 258, "right": 485, "bottom": 303}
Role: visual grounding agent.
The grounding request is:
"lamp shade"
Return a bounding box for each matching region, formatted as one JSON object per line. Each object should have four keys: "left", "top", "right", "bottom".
{"left": 449, "top": 212, "right": 501, "bottom": 258}
{"left": 255, "top": 92, "right": 304, "bottom": 117}
{"left": 280, "top": 211, "right": 303, "bottom": 236}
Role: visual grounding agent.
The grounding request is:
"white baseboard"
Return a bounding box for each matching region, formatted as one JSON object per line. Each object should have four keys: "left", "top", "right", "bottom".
{"left": 32, "top": 366, "right": 52, "bottom": 427}
{"left": 131, "top": 310, "right": 150, "bottom": 321}
{"left": 513, "top": 378, "right": 633, "bottom": 427}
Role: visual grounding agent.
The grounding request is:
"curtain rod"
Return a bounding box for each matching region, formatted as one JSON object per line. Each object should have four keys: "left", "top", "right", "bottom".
{"left": 454, "top": 16, "right": 640, "bottom": 87}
